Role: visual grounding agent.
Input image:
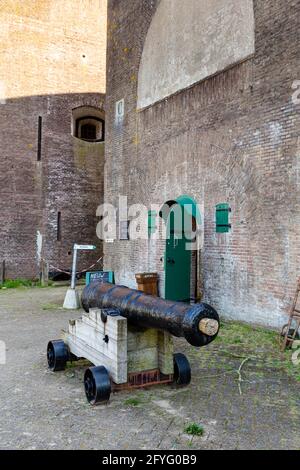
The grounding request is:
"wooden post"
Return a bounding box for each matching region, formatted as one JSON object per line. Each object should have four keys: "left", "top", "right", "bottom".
{"left": 41, "top": 260, "right": 49, "bottom": 287}
{"left": 0, "top": 260, "right": 5, "bottom": 285}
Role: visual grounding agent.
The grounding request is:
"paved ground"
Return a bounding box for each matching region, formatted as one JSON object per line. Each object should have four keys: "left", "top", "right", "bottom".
{"left": 0, "top": 286, "right": 299, "bottom": 450}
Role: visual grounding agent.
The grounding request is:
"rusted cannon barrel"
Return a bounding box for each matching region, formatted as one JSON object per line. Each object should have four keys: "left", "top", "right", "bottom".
{"left": 82, "top": 282, "right": 220, "bottom": 347}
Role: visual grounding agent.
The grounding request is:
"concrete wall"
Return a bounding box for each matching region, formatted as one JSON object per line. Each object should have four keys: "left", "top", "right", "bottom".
{"left": 104, "top": 0, "right": 300, "bottom": 329}
{"left": 137, "top": 0, "right": 255, "bottom": 109}
{"left": 0, "top": 1, "right": 107, "bottom": 278}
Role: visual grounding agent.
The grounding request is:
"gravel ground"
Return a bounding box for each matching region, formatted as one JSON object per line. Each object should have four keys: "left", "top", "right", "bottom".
{"left": 0, "top": 286, "right": 299, "bottom": 450}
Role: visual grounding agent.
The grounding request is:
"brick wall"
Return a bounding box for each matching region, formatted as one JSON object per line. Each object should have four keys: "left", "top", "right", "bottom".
{"left": 104, "top": 0, "right": 300, "bottom": 328}
{"left": 0, "top": 1, "right": 107, "bottom": 278}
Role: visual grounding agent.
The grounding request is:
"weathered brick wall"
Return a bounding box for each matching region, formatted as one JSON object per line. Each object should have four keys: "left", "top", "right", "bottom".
{"left": 104, "top": 0, "right": 300, "bottom": 328}
{"left": 0, "top": 1, "right": 107, "bottom": 278}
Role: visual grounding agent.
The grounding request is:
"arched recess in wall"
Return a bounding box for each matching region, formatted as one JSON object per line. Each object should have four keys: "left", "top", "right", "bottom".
{"left": 72, "top": 106, "right": 105, "bottom": 142}
{"left": 137, "top": 0, "right": 255, "bottom": 109}
{"left": 159, "top": 195, "right": 202, "bottom": 303}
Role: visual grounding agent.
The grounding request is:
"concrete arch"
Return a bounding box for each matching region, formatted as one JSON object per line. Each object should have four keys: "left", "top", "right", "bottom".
{"left": 137, "top": 0, "right": 255, "bottom": 109}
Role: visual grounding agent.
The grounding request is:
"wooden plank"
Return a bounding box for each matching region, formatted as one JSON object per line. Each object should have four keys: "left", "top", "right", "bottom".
{"left": 128, "top": 347, "right": 158, "bottom": 372}
{"left": 158, "top": 332, "right": 174, "bottom": 375}
{"left": 64, "top": 311, "right": 128, "bottom": 384}
{"left": 63, "top": 332, "right": 128, "bottom": 384}
{"left": 68, "top": 318, "right": 127, "bottom": 362}
{"left": 40, "top": 260, "right": 49, "bottom": 287}
{"left": 127, "top": 326, "right": 158, "bottom": 352}
{"left": 81, "top": 311, "right": 127, "bottom": 342}
{"left": 63, "top": 307, "right": 174, "bottom": 382}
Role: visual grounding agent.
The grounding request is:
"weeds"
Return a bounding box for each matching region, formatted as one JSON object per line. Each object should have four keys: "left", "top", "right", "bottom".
{"left": 0, "top": 279, "right": 53, "bottom": 289}
{"left": 192, "top": 319, "right": 300, "bottom": 383}
{"left": 124, "top": 397, "right": 143, "bottom": 407}
{"left": 184, "top": 423, "right": 204, "bottom": 437}
{"left": 42, "top": 303, "right": 61, "bottom": 311}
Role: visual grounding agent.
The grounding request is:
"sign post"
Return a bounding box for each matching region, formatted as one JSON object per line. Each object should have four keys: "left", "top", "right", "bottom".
{"left": 63, "top": 244, "right": 96, "bottom": 310}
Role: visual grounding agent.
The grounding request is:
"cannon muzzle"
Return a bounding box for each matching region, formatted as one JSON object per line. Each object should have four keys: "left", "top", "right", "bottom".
{"left": 82, "top": 282, "right": 220, "bottom": 347}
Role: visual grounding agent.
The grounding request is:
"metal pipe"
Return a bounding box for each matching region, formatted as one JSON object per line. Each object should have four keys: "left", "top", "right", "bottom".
{"left": 70, "top": 248, "right": 78, "bottom": 290}
{"left": 82, "top": 282, "right": 220, "bottom": 347}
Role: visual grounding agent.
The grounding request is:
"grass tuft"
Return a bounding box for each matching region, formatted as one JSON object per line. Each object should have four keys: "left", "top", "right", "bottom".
{"left": 0, "top": 279, "right": 53, "bottom": 289}
{"left": 184, "top": 423, "right": 204, "bottom": 437}
{"left": 124, "top": 397, "right": 142, "bottom": 407}
{"left": 42, "top": 303, "right": 61, "bottom": 311}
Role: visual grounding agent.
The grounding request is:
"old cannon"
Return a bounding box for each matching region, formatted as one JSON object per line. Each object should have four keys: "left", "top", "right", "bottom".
{"left": 47, "top": 282, "right": 220, "bottom": 405}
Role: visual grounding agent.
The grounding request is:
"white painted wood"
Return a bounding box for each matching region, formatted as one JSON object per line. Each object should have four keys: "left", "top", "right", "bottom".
{"left": 63, "top": 331, "right": 127, "bottom": 383}
{"left": 62, "top": 307, "right": 175, "bottom": 384}
{"left": 63, "top": 309, "right": 128, "bottom": 384}
{"left": 81, "top": 310, "right": 127, "bottom": 342}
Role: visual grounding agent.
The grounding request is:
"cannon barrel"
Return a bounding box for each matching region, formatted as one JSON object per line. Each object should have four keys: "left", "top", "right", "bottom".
{"left": 82, "top": 282, "right": 220, "bottom": 347}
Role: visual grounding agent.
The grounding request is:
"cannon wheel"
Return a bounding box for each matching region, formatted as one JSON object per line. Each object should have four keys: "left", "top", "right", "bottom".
{"left": 84, "top": 366, "right": 111, "bottom": 405}
{"left": 173, "top": 353, "right": 191, "bottom": 385}
{"left": 47, "top": 340, "right": 69, "bottom": 372}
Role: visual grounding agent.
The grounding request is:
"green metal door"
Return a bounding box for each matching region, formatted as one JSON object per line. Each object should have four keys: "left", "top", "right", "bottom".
{"left": 164, "top": 207, "right": 191, "bottom": 302}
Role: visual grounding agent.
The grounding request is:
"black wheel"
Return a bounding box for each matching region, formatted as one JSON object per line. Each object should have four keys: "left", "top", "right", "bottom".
{"left": 173, "top": 353, "right": 191, "bottom": 386}
{"left": 47, "top": 340, "right": 69, "bottom": 372}
{"left": 84, "top": 366, "right": 111, "bottom": 405}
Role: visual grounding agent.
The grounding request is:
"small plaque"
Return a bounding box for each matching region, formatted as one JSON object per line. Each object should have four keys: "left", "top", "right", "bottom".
{"left": 115, "top": 99, "right": 125, "bottom": 124}
{"left": 86, "top": 271, "right": 115, "bottom": 286}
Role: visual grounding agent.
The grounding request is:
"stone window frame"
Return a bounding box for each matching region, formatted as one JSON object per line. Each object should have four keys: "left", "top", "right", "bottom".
{"left": 72, "top": 106, "right": 105, "bottom": 143}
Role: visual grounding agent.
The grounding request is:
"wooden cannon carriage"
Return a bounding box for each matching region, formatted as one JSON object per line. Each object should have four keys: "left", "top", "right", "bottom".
{"left": 47, "top": 282, "right": 220, "bottom": 405}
